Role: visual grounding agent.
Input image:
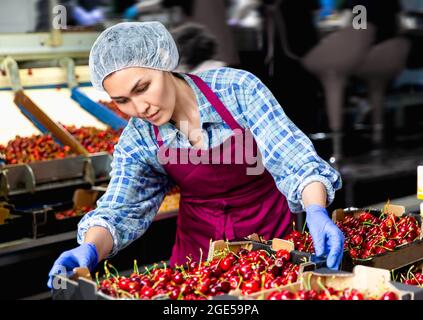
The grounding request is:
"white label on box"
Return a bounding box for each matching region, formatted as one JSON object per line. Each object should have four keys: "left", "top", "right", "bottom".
{"left": 418, "top": 166, "right": 423, "bottom": 200}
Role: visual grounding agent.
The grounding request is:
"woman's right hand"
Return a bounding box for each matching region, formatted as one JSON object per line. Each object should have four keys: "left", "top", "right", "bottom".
{"left": 47, "top": 243, "right": 98, "bottom": 289}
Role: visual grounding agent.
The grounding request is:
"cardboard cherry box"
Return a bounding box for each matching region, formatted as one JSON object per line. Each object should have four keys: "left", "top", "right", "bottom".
{"left": 333, "top": 204, "right": 423, "bottom": 272}
{"left": 207, "top": 233, "right": 324, "bottom": 270}
{"left": 52, "top": 234, "right": 321, "bottom": 300}
{"left": 205, "top": 234, "right": 326, "bottom": 299}
{"left": 389, "top": 260, "right": 423, "bottom": 299}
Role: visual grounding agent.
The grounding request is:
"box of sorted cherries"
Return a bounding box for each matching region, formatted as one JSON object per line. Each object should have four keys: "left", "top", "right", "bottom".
{"left": 243, "top": 265, "right": 419, "bottom": 300}
{"left": 332, "top": 204, "right": 423, "bottom": 272}
{"left": 52, "top": 234, "right": 321, "bottom": 300}
{"left": 389, "top": 260, "right": 423, "bottom": 300}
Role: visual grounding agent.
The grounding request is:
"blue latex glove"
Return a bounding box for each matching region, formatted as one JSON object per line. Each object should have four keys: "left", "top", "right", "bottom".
{"left": 123, "top": 5, "right": 140, "bottom": 20}
{"left": 305, "top": 204, "right": 344, "bottom": 270}
{"left": 47, "top": 243, "right": 98, "bottom": 289}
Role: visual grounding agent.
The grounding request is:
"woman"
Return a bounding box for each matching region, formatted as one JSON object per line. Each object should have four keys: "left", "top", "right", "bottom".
{"left": 48, "top": 21, "right": 344, "bottom": 288}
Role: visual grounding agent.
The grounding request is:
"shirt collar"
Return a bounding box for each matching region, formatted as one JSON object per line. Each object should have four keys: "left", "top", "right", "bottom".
{"left": 179, "top": 73, "right": 224, "bottom": 125}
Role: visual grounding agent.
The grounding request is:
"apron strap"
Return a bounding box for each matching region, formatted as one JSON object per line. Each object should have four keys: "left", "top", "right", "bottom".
{"left": 187, "top": 74, "right": 243, "bottom": 131}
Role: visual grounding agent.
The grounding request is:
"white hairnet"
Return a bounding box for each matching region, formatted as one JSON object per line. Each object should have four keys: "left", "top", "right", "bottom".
{"left": 89, "top": 21, "right": 179, "bottom": 91}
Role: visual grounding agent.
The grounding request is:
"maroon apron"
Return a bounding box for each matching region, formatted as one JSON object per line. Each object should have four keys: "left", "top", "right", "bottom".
{"left": 153, "top": 74, "right": 293, "bottom": 266}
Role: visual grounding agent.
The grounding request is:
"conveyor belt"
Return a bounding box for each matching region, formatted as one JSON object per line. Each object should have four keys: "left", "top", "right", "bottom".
{"left": 0, "top": 90, "right": 40, "bottom": 145}
{"left": 24, "top": 88, "right": 108, "bottom": 130}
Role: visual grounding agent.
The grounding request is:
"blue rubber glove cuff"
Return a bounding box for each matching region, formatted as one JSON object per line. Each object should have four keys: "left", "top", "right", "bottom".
{"left": 47, "top": 243, "right": 98, "bottom": 289}
{"left": 305, "top": 204, "right": 344, "bottom": 270}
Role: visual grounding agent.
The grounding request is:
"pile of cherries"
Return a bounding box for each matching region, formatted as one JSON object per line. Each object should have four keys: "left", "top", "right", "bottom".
{"left": 0, "top": 134, "right": 73, "bottom": 164}
{"left": 283, "top": 211, "right": 421, "bottom": 261}
{"left": 266, "top": 287, "right": 399, "bottom": 300}
{"left": 98, "top": 247, "right": 300, "bottom": 300}
{"left": 98, "top": 99, "right": 130, "bottom": 121}
{"left": 336, "top": 211, "right": 421, "bottom": 260}
{"left": 283, "top": 230, "right": 314, "bottom": 253}
{"left": 65, "top": 125, "right": 122, "bottom": 154}
{"left": 55, "top": 206, "right": 94, "bottom": 220}
{"left": 398, "top": 265, "right": 423, "bottom": 287}
{"left": 0, "top": 124, "right": 122, "bottom": 164}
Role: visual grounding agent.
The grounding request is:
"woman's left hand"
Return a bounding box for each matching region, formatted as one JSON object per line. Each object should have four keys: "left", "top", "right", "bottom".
{"left": 305, "top": 204, "right": 345, "bottom": 270}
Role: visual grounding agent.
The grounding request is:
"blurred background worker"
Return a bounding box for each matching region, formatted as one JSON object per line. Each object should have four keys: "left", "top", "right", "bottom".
{"left": 171, "top": 22, "right": 227, "bottom": 73}
{"left": 342, "top": 0, "right": 402, "bottom": 44}
{"left": 122, "top": 0, "right": 193, "bottom": 21}
{"left": 121, "top": 0, "right": 240, "bottom": 69}
{"left": 261, "top": 0, "right": 323, "bottom": 134}
{"left": 226, "top": 0, "right": 262, "bottom": 28}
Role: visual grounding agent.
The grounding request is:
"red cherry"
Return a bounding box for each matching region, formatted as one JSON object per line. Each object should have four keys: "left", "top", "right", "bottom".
{"left": 140, "top": 286, "right": 156, "bottom": 299}
{"left": 128, "top": 281, "right": 140, "bottom": 291}
{"left": 218, "top": 280, "right": 231, "bottom": 293}
{"left": 380, "top": 292, "right": 398, "bottom": 300}
{"left": 219, "top": 254, "right": 236, "bottom": 271}
{"left": 229, "top": 275, "right": 241, "bottom": 290}
{"left": 384, "top": 240, "right": 397, "bottom": 251}
{"left": 118, "top": 278, "right": 130, "bottom": 291}
{"left": 279, "top": 290, "right": 296, "bottom": 300}
{"left": 171, "top": 272, "right": 184, "bottom": 285}
{"left": 275, "top": 249, "right": 290, "bottom": 261}
{"left": 169, "top": 287, "right": 181, "bottom": 300}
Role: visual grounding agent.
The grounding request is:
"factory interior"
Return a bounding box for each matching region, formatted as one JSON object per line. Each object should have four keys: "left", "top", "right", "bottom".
{"left": 0, "top": 0, "right": 423, "bottom": 301}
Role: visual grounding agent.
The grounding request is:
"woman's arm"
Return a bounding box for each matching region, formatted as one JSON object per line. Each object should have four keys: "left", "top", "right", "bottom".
{"left": 236, "top": 70, "right": 342, "bottom": 213}
{"left": 83, "top": 226, "right": 114, "bottom": 261}
{"left": 77, "top": 124, "right": 173, "bottom": 258}
{"left": 301, "top": 181, "right": 327, "bottom": 208}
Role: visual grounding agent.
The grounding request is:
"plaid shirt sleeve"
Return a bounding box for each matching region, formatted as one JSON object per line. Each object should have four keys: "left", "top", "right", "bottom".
{"left": 77, "top": 123, "right": 173, "bottom": 256}
{"left": 237, "top": 71, "right": 342, "bottom": 212}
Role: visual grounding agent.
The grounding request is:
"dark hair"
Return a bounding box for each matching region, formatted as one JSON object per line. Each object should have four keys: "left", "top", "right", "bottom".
{"left": 171, "top": 23, "right": 218, "bottom": 69}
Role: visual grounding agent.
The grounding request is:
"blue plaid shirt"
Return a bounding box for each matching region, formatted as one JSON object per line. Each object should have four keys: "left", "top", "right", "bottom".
{"left": 78, "top": 67, "right": 342, "bottom": 255}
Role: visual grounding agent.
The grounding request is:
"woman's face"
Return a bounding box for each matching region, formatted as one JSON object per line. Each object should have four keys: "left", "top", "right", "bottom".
{"left": 103, "top": 67, "right": 176, "bottom": 125}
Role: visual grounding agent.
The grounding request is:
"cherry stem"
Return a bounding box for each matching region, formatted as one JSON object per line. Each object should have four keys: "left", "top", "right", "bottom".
{"left": 103, "top": 260, "right": 113, "bottom": 280}
{"left": 305, "top": 272, "right": 312, "bottom": 291}
{"left": 301, "top": 220, "right": 307, "bottom": 234}
{"left": 237, "top": 276, "right": 243, "bottom": 290}
{"left": 411, "top": 272, "right": 421, "bottom": 285}
{"left": 198, "top": 248, "right": 203, "bottom": 269}
{"left": 107, "top": 263, "right": 120, "bottom": 279}
{"left": 406, "top": 265, "right": 415, "bottom": 279}
{"left": 316, "top": 277, "right": 331, "bottom": 299}
{"left": 390, "top": 270, "right": 397, "bottom": 282}
{"left": 95, "top": 272, "right": 100, "bottom": 286}
{"left": 177, "top": 287, "right": 184, "bottom": 300}
{"left": 194, "top": 290, "right": 208, "bottom": 299}
{"left": 143, "top": 266, "right": 152, "bottom": 276}
{"left": 133, "top": 259, "right": 139, "bottom": 275}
